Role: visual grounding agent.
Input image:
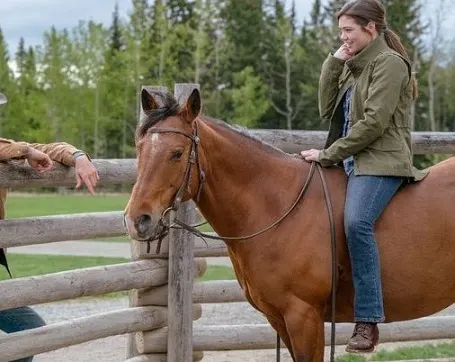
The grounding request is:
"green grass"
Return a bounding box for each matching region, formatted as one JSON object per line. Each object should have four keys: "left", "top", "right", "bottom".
{"left": 0, "top": 254, "right": 128, "bottom": 281}
{"left": 371, "top": 341, "right": 455, "bottom": 360}
{"left": 198, "top": 265, "right": 236, "bottom": 281}
{"left": 1, "top": 253, "right": 235, "bottom": 282}
{"left": 336, "top": 341, "right": 455, "bottom": 361}
{"left": 0, "top": 254, "right": 130, "bottom": 298}
{"left": 4, "top": 193, "right": 214, "bottom": 242}
{"left": 336, "top": 355, "right": 366, "bottom": 362}
{"left": 4, "top": 193, "right": 130, "bottom": 219}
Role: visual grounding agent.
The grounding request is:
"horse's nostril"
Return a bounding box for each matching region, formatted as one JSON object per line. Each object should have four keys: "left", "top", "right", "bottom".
{"left": 136, "top": 214, "right": 152, "bottom": 235}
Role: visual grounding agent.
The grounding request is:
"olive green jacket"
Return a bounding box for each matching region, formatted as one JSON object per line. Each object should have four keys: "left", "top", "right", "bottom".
{"left": 318, "top": 35, "right": 427, "bottom": 181}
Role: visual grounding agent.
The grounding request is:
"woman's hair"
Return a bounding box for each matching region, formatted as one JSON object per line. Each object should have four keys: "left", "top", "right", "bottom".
{"left": 337, "top": 0, "right": 418, "bottom": 99}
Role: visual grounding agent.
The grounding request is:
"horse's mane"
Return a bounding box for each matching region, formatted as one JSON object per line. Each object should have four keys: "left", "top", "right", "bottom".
{"left": 138, "top": 92, "right": 297, "bottom": 158}
{"left": 203, "top": 116, "right": 293, "bottom": 157}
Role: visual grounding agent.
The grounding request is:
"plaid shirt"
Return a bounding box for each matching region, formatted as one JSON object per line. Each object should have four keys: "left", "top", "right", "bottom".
{"left": 342, "top": 88, "right": 354, "bottom": 176}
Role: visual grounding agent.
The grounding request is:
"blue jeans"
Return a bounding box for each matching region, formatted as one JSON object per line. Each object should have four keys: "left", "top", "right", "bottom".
{"left": 0, "top": 306, "right": 46, "bottom": 362}
{"left": 344, "top": 173, "right": 403, "bottom": 323}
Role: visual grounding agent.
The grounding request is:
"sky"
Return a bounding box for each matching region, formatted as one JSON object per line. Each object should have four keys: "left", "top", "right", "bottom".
{"left": 0, "top": 0, "right": 306, "bottom": 56}
{"left": 0, "top": 0, "right": 451, "bottom": 57}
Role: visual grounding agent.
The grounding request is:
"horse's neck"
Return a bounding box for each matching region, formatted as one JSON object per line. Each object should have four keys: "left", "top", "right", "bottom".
{"left": 195, "top": 119, "right": 308, "bottom": 240}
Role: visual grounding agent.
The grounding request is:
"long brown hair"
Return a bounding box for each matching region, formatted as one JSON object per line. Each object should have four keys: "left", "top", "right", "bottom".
{"left": 337, "top": 0, "right": 418, "bottom": 99}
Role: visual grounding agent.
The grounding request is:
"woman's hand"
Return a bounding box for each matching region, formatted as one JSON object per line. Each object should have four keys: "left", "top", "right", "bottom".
{"left": 333, "top": 43, "right": 353, "bottom": 61}
{"left": 300, "top": 149, "right": 321, "bottom": 162}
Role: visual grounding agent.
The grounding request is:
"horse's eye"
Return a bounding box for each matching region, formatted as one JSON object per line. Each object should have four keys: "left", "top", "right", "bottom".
{"left": 171, "top": 150, "right": 183, "bottom": 160}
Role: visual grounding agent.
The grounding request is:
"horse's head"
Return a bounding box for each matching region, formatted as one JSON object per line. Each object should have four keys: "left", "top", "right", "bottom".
{"left": 124, "top": 88, "right": 203, "bottom": 241}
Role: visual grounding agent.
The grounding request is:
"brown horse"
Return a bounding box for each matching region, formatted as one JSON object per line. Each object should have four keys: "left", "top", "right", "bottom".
{"left": 124, "top": 88, "right": 455, "bottom": 362}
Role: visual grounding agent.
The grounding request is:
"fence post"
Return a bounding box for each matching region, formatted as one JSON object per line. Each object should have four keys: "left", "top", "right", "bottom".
{"left": 126, "top": 85, "right": 169, "bottom": 360}
{"left": 167, "top": 83, "right": 199, "bottom": 362}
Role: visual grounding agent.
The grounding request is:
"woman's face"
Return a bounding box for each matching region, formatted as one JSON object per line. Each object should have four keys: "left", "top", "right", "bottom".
{"left": 338, "top": 15, "right": 376, "bottom": 55}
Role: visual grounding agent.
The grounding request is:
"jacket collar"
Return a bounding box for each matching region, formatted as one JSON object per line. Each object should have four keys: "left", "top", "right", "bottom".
{"left": 346, "top": 34, "right": 390, "bottom": 77}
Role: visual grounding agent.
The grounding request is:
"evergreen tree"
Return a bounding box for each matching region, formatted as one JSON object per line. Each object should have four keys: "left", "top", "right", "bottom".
{"left": 221, "top": 0, "right": 265, "bottom": 79}
{"left": 0, "top": 27, "right": 16, "bottom": 138}
{"left": 99, "top": 3, "right": 136, "bottom": 158}
{"left": 261, "top": 0, "right": 304, "bottom": 129}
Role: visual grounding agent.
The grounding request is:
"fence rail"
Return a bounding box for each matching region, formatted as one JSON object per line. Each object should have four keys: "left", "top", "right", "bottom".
{"left": 1, "top": 83, "right": 455, "bottom": 361}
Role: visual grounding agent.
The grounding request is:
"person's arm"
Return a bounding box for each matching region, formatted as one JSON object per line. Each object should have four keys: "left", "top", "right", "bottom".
{"left": 318, "top": 54, "right": 409, "bottom": 167}
{"left": 0, "top": 138, "right": 29, "bottom": 161}
{"left": 15, "top": 141, "right": 82, "bottom": 167}
{"left": 0, "top": 138, "right": 53, "bottom": 172}
{"left": 6, "top": 140, "right": 99, "bottom": 194}
{"left": 318, "top": 54, "right": 346, "bottom": 122}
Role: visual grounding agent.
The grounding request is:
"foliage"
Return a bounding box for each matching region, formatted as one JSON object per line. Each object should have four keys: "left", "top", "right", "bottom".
{"left": 0, "top": 0, "right": 451, "bottom": 168}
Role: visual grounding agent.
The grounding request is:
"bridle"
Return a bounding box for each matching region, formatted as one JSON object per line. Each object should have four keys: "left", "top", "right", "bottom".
{"left": 139, "top": 121, "right": 206, "bottom": 254}
{"left": 134, "top": 120, "right": 339, "bottom": 362}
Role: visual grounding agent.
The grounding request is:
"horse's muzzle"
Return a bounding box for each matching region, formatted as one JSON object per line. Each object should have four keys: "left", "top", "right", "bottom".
{"left": 123, "top": 212, "right": 164, "bottom": 241}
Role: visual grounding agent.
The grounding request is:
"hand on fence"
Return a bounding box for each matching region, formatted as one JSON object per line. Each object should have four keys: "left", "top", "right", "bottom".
{"left": 75, "top": 156, "right": 100, "bottom": 195}
{"left": 26, "top": 147, "right": 54, "bottom": 172}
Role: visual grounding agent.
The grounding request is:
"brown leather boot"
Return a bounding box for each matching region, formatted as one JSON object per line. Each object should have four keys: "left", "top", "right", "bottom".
{"left": 345, "top": 322, "right": 379, "bottom": 353}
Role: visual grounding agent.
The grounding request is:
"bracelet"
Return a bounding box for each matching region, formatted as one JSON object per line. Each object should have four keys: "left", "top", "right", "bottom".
{"left": 71, "top": 151, "right": 86, "bottom": 162}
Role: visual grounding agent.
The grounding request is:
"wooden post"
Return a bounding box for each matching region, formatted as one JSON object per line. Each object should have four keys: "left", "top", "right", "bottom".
{"left": 167, "top": 83, "right": 199, "bottom": 362}
{"left": 126, "top": 85, "right": 170, "bottom": 359}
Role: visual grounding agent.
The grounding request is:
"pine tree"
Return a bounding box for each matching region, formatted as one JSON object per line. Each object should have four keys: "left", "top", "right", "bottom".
{"left": 221, "top": 0, "right": 266, "bottom": 78}
{"left": 321, "top": 0, "right": 348, "bottom": 53}
{"left": 99, "top": 3, "right": 136, "bottom": 158}
{"left": 167, "top": 0, "right": 195, "bottom": 25}
{"left": 261, "top": 0, "right": 304, "bottom": 129}
{"left": 0, "top": 27, "right": 15, "bottom": 137}
{"left": 40, "top": 27, "right": 73, "bottom": 142}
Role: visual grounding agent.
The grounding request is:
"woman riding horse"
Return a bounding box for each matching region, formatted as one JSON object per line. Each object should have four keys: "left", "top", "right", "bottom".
{"left": 301, "top": 0, "right": 427, "bottom": 353}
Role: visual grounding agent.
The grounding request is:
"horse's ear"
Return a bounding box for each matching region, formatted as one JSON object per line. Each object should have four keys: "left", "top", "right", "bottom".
{"left": 141, "top": 88, "right": 160, "bottom": 114}
{"left": 181, "top": 88, "right": 201, "bottom": 123}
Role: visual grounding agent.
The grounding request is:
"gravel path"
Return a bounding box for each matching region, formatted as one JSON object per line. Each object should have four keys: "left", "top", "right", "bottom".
{"left": 24, "top": 297, "right": 455, "bottom": 362}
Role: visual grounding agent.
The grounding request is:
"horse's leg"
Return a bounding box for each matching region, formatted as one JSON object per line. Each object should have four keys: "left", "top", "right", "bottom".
{"left": 284, "top": 301, "right": 325, "bottom": 362}
{"left": 266, "top": 315, "right": 296, "bottom": 361}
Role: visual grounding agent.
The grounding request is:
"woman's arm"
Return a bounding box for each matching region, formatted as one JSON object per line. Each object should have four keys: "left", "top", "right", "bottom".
{"left": 318, "top": 54, "right": 346, "bottom": 122}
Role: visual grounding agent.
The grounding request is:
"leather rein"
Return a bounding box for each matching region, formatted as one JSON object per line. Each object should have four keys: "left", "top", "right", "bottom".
{"left": 143, "top": 122, "right": 338, "bottom": 362}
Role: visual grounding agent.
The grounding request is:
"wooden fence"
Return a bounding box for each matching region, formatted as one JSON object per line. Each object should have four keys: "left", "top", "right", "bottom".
{"left": 0, "top": 83, "right": 455, "bottom": 361}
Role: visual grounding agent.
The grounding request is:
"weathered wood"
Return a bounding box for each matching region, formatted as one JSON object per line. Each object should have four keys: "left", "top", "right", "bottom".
{"left": 131, "top": 258, "right": 208, "bottom": 307}
{"left": 167, "top": 83, "right": 199, "bottom": 362}
{"left": 0, "top": 132, "right": 452, "bottom": 189}
{"left": 132, "top": 280, "right": 244, "bottom": 306}
{"left": 247, "top": 130, "right": 455, "bottom": 155}
{"left": 0, "top": 211, "right": 125, "bottom": 248}
{"left": 0, "top": 259, "right": 169, "bottom": 311}
{"left": 0, "top": 306, "right": 167, "bottom": 361}
{"left": 135, "top": 304, "right": 203, "bottom": 355}
{"left": 134, "top": 236, "right": 227, "bottom": 259}
{"left": 0, "top": 132, "right": 452, "bottom": 190}
{"left": 125, "top": 351, "right": 204, "bottom": 362}
{"left": 136, "top": 316, "right": 455, "bottom": 353}
{"left": 127, "top": 85, "right": 170, "bottom": 360}
{"left": 0, "top": 213, "right": 225, "bottom": 255}
{"left": 0, "top": 159, "right": 136, "bottom": 188}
